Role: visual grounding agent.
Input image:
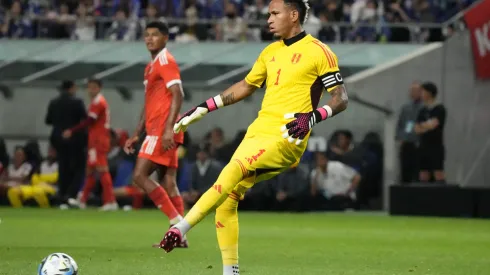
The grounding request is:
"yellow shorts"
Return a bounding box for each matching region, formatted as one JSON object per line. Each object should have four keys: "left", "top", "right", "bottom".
{"left": 18, "top": 184, "right": 57, "bottom": 199}
{"left": 231, "top": 134, "right": 306, "bottom": 189}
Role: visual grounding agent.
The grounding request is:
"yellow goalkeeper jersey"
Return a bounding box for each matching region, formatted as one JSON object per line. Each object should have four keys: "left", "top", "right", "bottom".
{"left": 244, "top": 32, "right": 343, "bottom": 139}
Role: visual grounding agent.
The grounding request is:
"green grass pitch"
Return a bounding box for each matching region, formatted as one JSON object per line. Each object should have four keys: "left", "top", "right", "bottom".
{"left": 0, "top": 208, "right": 489, "bottom": 275}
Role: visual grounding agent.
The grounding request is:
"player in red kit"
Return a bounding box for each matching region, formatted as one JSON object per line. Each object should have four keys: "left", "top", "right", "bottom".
{"left": 124, "top": 21, "right": 187, "bottom": 246}
{"left": 64, "top": 79, "right": 117, "bottom": 211}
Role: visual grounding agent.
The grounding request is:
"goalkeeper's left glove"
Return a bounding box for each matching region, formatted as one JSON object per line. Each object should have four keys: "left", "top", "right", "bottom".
{"left": 280, "top": 105, "right": 333, "bottom": 145}
{"left": 174, "top": 95, "right": 223, "bottom": 133}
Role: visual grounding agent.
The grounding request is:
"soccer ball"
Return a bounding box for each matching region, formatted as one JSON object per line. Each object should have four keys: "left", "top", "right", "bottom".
{"left": 38, "top": 253, "right": 78, "bottom": 275}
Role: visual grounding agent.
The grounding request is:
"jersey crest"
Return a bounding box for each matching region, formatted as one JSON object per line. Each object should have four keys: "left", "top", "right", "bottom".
{"left": 291, "top": 53, "right": 302, "bottom": 64}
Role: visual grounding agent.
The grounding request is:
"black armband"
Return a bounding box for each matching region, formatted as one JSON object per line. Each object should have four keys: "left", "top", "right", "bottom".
{"left": 320, "top": 71, "right": 343, "bottom": 90}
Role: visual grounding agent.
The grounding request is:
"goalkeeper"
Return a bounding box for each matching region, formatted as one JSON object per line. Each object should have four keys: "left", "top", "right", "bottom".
{"left": 157, "top": 0, "right": 349, "bottom": 274}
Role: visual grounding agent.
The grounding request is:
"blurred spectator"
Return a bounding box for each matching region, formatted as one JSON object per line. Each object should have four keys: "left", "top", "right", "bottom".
{"left": 45, "top": 80, "right": 88, "bottom": 207}
{"left": 310, "top": 152, "right": 361, "bottom": 210}
{"left": 325, "top": 0, "right": 344, "bottom": 21}
{"left": 182, "top": 144, "right": 222, "bottom": 206}
{"left": 317, "top": 12, "right": 338, "bottom": 42}
{"left": 139, "top": 4, "right": 166, "bottom": 36}
{"left": 44, "top": 3, "right": 76, "bottom": 39}
{"left": 327, "top": 130, "right": 354, "bottom": 162}
{"left": 415, "top": 82, "right": 446, "bottom": 183}
{"left": 243, "top": 0, "right": 268, "bottom": 41}
{"left": 175, "top": 0, "right": 199, "bottom": 42}
{"left": 152, "top": 0, "right": 178, "bottom": 17}
{"left": 72, "top": 3, "right": 95, "bottom": 40}
{"left": 350, "top": 0, "right": 384, "bottom": 24}
{"left": 198, "top": 0, "right": 225, "bottom": 20}
{"left": 384, "top": 0, "right": 411, "bottom": 42}
{"left": 24, "top": 139, "right": 43, "bottom": 171}
{"left": 273, "top": 165, "right": 309, "bottom": 212}
{"left": 0, "top": 0, "right": 474, "bottom": 42}
{"left": 412, "top": 0, "right": 436, "bottom": 22}
{"left": 1, "top": 0, "right": 34, "bottom": 38}
{"left": 215, "top": 2, "right": 245, "bottom": 42}
{"left": 0, "top": 138, "right": 8, "bottom": 199}
{"left": 207, "top": 127, "right": 228, "bottom": 163}
{"left": 0, "top": 146, "right": 33, "bottom": 188}
{"left": 412, "top": 0, "right": 443, "bottom": 42}
{"left": 105, "top": 8, "right": 137, "bottom": 41}
{"left": 0, "top": 138, "right": 9, "bottom": 176}
{"left": 7, "top": 145, "right": 58, "bottom": 208}
{"left": 396, "top": 81, "right": 422, "bottom": 184}
{"left": 348, "top": 0, "right": 381, "bottom": 42}
{"left": 304, "top": 8, "right": 321, "bottom": 37}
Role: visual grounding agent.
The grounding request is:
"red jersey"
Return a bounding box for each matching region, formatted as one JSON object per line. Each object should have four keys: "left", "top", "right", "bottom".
{"left": 87, "top": 94, "right": 110, "bottom": 150}
{"left": 143, "top": 48, "right": 184, "bottom": 144}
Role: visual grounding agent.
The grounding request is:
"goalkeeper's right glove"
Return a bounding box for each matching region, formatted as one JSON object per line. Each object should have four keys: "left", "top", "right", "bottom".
{"left": 174, "top": 95, "right": 223, "bottom": 133}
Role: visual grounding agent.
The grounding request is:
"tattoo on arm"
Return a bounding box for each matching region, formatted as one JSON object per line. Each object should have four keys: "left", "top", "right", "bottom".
{"left": 327, "top": 85, "right": 348, "bottom": 116}
{"left": 217, "top": 80, "right": 257, "bottom": 107}
{"left": 220, "top": 92, "right": 235, "bottom": 106}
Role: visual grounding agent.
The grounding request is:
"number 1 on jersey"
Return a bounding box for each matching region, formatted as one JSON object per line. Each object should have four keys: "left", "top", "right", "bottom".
{"left": 274, "top": 69, "right": 281, "bottom": 85}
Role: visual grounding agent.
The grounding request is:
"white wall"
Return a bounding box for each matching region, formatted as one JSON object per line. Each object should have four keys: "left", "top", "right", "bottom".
{"left": 345, "top": 31, "right": 490, "bottom": 187}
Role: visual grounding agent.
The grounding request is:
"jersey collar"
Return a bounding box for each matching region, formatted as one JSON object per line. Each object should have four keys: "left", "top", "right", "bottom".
{"left": 283, "top": 31, "right": 306, "bottom": 46}
{"left": 152, "top": 47, "right": 167, "bottom": 64}
{"left": 92, "top": 93, "right": 102, "bottom": 103}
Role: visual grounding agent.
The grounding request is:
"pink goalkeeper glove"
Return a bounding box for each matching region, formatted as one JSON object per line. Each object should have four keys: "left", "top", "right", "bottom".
{"left": 280, "top": 105, "right": 333, "bottom": 145}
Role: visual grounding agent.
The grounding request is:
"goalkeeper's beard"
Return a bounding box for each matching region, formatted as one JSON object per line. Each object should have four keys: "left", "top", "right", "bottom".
{"left": 273, "top": 33, "right": 283, "bottom": 40}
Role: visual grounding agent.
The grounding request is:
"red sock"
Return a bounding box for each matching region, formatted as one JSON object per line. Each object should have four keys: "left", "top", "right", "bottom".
{"left": 125, "top": 186, "right": 144, "bottom": 209}
{"left": 170, "top": 195, "right": 185, "bottom": 216}
{"left": 149, "top": 186, "right": 179, "bottom": 220}
{"left": 100, "top": 172, "right": 115, "bottom": 204}
{"left": 132, "top": 192, "right": 144, "bottom": 209}
{"left": 81, "top": 175, "right": 96, "bottom": 203}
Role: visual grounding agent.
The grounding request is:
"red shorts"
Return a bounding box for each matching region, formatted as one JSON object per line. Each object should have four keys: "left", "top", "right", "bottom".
{"left": 138, "top": 135, "right": 179, "bottom": 168}
{"left": 87, "top": 147, "right": 108, "bottom": 168}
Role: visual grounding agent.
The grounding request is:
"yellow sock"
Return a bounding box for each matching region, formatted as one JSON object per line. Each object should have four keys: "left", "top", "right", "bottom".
{"left": 216, "top": 195, "right": 240, "bottom": 269}
{"left": 178, "top": 160, "right": 247, "bottom": 234}
{"left": 7, "top": 187, "right": 23, "bottom": 208}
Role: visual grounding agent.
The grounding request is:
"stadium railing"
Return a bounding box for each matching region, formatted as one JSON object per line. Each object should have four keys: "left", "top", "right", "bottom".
{"left": 10, "top": 13, "right": 468, "bottom": 43}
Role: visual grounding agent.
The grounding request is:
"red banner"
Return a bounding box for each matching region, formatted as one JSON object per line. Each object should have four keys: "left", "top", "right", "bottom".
{"left": 464, "top": 0, "right": 490, "bottom": 79}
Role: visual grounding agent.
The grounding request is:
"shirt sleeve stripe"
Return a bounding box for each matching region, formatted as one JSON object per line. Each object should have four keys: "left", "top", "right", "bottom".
{"left": 244, "top": 76, "right": 262, "bottom": 88}
{"left": 166, "top": 79, "right": 182, "bottom": 88}
{"left": 312, "top": 40, "right": 336, "bottom": 68}
{"left": 323, "top": 44, "right": 337, "bottom": 68}
{"left": 159, "top": 51, "right": 169, "bottom": 65}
